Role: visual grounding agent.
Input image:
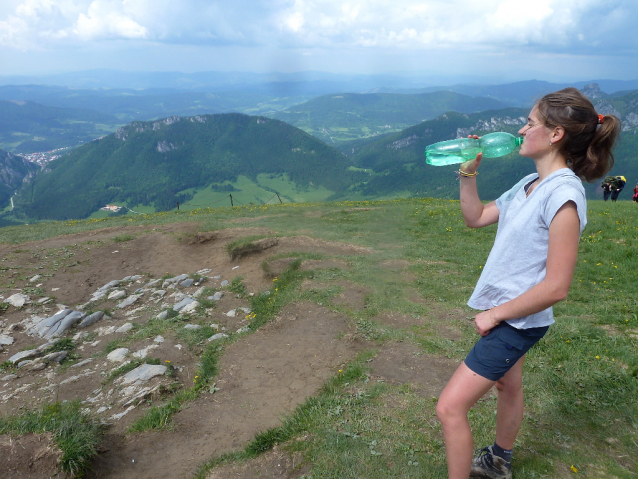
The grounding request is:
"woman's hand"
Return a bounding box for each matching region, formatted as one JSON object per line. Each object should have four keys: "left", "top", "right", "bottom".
{"left": 460, "top": 135, "right": 482, "bottom": 174}
{"left": 474, "top": 309, "right": 496, "bottom": 336}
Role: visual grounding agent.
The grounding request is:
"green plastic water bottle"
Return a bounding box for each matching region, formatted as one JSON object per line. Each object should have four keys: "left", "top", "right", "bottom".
{"left": 425, "top": 132, "right": 523, "bottom": 166}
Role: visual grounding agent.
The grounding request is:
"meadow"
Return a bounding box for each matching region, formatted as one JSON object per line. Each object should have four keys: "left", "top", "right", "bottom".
{"left": 1, "top": 196, "right": 637, "bottom": 478}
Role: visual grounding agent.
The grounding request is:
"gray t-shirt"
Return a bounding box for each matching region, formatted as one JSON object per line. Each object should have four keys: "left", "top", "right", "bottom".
{"left": 467, "top": 168, "right": 587, "bottom": 329}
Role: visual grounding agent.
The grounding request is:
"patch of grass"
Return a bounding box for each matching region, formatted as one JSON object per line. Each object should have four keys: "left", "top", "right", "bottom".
{"left": 127, "top": 345, "right": 221, "bottom": 432}
{"left": 42, "top": 338, "right": 76, "bottom": 354}
{"left": 22, "top": 287, "right": 46, "bottom": 296}
{"left": 227, "top": 276, "right": 248, "bottom": 297}
{"left": 0, "top": 360, "right": 17, "bottom": 373}
{"left": 0, "top": 401, "right": 103, "bottom": 477}
{"left": 225, "top": 235, "right": 274, "bottom": 260}
{"left": 113, "top": 234, "right": 135, "bottom": 242}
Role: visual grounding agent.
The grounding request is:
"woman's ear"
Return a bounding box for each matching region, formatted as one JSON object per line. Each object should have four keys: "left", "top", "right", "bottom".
{"left": 552, "top": 126, "right": 565, "bottom": 144}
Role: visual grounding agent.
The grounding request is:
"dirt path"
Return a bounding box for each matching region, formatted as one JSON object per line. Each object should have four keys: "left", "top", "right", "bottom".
{"left": 0, "top": 222, "right": 462, "bottom": 478}
{"left": 89, "top": 302, "right": 364, "bottom": 478}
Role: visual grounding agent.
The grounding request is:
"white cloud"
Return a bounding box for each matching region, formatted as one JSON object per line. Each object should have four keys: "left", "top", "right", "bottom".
{"left": 74, "top": 1, "right": 147, "bottom": 40}
{"left": 0, "top": 0, "right": 636, "bottom": 71}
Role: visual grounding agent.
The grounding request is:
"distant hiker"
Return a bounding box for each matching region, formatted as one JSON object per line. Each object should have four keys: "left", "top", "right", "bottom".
{"left": 436, "top": 88, "right": 621, "bottom": 479}
{"left": 633, "top": 184, "right": 638, "bottom": 203}
{"left": 611, "top": 175, "right": 626, "bottom": 202}
{"left": 602, "top": 181, "right": 612, "bottom": 201}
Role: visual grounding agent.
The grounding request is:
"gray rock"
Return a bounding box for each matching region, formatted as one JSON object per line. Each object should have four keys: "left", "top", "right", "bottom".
{"left": 42, "top": 351, "right": 67, "bottom": 363}
{"left": 89, "top": 291, "right": 107, "bottom": 302}
{"left": 0, "top": 334, "right": 14, "bottom": 346}
{"left": 108, "top": 290, "right": 127, "bottom": 300}
{"left": 162, "top": 274, "right": 189, "bottom": 288}
{"left": 32, "top": 309, "right": 72, "bottom": 337}
{"left": 129, "top": 275, "right": 143, "bottom": 282}
{"left": 6, "top": 293, "right": 30, "bottom": 308}
{"left": 179, "top": 278, "right": 194, "bottom": 288}
{"left": 77, "top": 311, "right": 105, "bottom": 329}
{"left": 197, "top": 269, "right": 212, "bottom": 274}
{"left": 156, "top": 310, "right": 169, "bottom": 320}
{"left": 183, "top": 324, "right": 203, "bottom": 330}
{"left": 29, "top": 274, "right": 42, "bottom": 282}
{"left": 173, "top": 297, "right": 195, "bottom": 312}
{"left": 208, "top": 333, "right": 229, "bottom": 342}
{"left": 121, "top": 364, "right": 167, "bottom": 384}
{"left": 48, "top": 311, "right": 86, "bottom": 338}
{"left": 1, "top": 374, "right": 17, "bottom": 381}
{"left": 18, "top": 360, "right": 37, "bottom": 369}
{"left": 37, "top": 297, "right": 53, "bottom": 304}
{"left": 107, "top": 348, "right": 129, "bottom": 362}
{"left": 97, "top": 280, "right": 121, "bottom": 292}
{"left": 9, "top": 349, "right": 40, "bottom": 364}
{"left": 154, "top": 335, "right": 164, "bottom": 343}
{"left": 146, "top": 278, "right": 162, "bottom": 287}
{"left": 180, "top": 301, "right": 200, "bottom": 314}
{"left": 116, "top": 294, "right": 143, "bottom": 309}
{"left": 36, "top": 340, "right": 59, "bottom": 352}
{"left": 71, "top": 359, "right": 94, "bottom": 368}
{"left": 221, "top": 280, "right": 229, "bottom": 286}
{"left": 236, "top": 326, "right": 250, "bottom": 334}
{"left": 207, "top": 291, "right": 224, "bottom": 301}
{"left": 192, "top": 287, "right": 206, "bottom": 298}
{"left": 115, "top": 323, "right": 135, "bottom": 333}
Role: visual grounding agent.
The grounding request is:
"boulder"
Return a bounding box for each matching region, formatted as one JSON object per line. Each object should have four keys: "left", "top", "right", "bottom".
{"left": 120, "top": 364, "right": 167, "bottom": 384}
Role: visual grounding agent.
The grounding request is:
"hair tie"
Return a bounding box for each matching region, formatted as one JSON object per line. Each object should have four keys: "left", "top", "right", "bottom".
{"left": 598, "top": 114, "right": 604, "bottom": 124}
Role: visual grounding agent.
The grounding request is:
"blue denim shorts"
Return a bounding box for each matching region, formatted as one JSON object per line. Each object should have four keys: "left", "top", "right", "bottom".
{"left": 464, "top": 321, "right": 549, "bottom": 381}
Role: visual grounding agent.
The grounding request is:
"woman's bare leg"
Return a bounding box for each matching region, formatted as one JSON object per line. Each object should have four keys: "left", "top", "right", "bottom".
{"left": 437, "top": 362, "right": 496, "bottom": 479}
{"left": 494, "top": 355, "right": 525, "bottom": 449}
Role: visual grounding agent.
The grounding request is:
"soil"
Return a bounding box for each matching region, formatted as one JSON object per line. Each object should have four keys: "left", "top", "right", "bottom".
{"left": 0, "top": 222, "right": 462, "bottom": 479}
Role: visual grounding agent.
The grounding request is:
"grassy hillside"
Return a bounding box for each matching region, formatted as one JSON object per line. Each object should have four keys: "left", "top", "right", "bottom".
{"left": 0, "top": 198, "right": 636, "bottom": 478}
{"left": 268, "top": 91, "right": 510, "bottom": 144}
{"left": 13, "top": 113, "right": 362, "bottom": 220}
{"left": 0, "top": 99, "right": 121, "bottom": 154}
{"left": 341, "top": 108, "right": 536, "bottom": 201}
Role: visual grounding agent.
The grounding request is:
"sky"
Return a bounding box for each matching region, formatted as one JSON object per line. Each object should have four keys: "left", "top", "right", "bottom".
{"left": 1, "top": 0, "right": 637, "bottom": 83}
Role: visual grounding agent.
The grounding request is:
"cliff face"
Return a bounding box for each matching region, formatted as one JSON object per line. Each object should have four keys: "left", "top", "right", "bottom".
{"left": 0, "top": 149, "right": 39, "bottom": 206}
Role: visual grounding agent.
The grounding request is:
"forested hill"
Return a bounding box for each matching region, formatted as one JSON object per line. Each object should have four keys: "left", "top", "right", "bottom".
{"left": 268, "top": 91, "right": 510, "bottom": 144}
{"left": 0, "top": 149, "right": 38, "bottom": 207}
{"left": 16, "top": 113, "right": 359, "bottom": 220}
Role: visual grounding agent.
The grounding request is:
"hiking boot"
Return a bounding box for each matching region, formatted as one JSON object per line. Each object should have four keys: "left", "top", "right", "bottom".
{"left": 469, "top": 445, "right": 512, "bottom": 479}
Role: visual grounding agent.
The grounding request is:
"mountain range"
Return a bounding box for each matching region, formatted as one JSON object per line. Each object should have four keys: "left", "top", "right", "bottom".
{"left": 2, "top": 79, "right": 638, "bottom": 223}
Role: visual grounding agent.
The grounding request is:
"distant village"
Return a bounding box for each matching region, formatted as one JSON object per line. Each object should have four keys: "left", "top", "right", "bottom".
{"left": 21, "top": 148, "right": 67, "bottom": 167}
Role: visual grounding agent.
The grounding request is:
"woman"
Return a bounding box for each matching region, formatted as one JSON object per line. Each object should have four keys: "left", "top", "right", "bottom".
{"left": 632, "top": 183, "right": 638, "bottom": 203}
{"left": 435, "top": 88, "right": 621, "bottom": 479}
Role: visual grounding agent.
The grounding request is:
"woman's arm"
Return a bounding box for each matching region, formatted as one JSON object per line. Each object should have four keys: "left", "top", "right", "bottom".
{"left": 459, "top": 152, "right": 500, "bottom": 228}
{"left": 474, "top": 201, "right": 581, "bottom": 336}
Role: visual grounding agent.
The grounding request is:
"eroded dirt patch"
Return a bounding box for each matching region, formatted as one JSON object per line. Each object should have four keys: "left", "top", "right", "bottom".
{"left": 0, "top": 433, "right": 67, "bottom": 479}
{"left": 206, "top": 445, "right": 309, "bottom": 479}
{"left": 89, "top": 302, "right": 364, "bottom": 479}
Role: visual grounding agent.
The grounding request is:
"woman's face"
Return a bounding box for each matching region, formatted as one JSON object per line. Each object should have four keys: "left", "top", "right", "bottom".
{"left": 518, "top": 106, "right": 555, "bottom": 159}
